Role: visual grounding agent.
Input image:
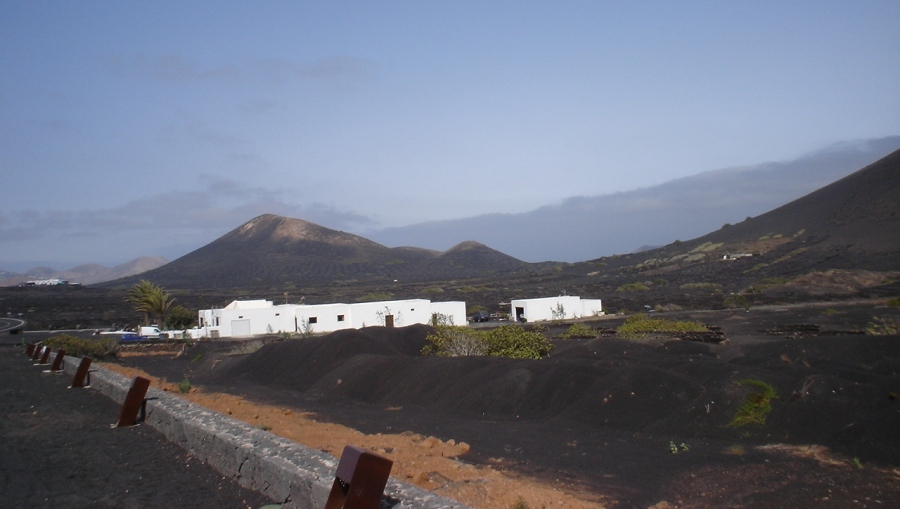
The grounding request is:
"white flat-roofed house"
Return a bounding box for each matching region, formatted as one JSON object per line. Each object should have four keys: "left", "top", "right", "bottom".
{"left": 198, "top": 298, "right": 467, "bottom": 338}
{"left": 509, "top": 296, "right": 603, "bottom": 323}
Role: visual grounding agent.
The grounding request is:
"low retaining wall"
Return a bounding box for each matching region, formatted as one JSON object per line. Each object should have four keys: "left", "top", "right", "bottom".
{"left": 62, "top": 357, "right": 469, "bottom": 509}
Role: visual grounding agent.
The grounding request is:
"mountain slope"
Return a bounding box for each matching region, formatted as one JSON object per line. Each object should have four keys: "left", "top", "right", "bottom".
{"left": 110, "top": 214, "right": 528, "bottom": 290}
{"left": 368, "top": 136, "right": 900, "bottom": 262}
{"left": 596, "top": 148, "right": 900, "bottom": 279}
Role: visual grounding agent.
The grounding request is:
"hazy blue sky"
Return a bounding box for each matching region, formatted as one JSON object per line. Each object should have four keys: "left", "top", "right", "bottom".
{"left": 1, "top": 1, "right": 898, "bottom": 270}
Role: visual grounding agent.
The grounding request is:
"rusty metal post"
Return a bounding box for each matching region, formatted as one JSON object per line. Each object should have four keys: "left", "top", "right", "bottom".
{"left": 114, "top": 376, "right": 151, "bottom": 427}
{"left": 323, "top": 445, "right": 394, "bottom": 509}
{"left": 32, "top": 345, "right": 44, "bottom": 361}
{"left": 38, "top": 347, "right": 52, "bottom": 365}
{"left": 25, "top": 343, "right": 36, "bottom": 356}
{"left": 49, "top": 349, "right": 66, "bottom": 372}
{"left": 70, "top": 356, "right": 93, "bottom": 388}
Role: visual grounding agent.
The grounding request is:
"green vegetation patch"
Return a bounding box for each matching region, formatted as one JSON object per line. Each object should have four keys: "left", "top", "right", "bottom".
{"left": 616, "top": 282, "right": 650, "bottom": 292}
{"left": 866, "top": 316, "right": 899, "bottom": 335}
{"left": 728, "top": 379, "right": 777, "bottom": 427}
{"left": 42, "top": 334, "right": 118, "bottom": 359}
{"left": 886, "top": 297, "right": 900, "bottom": 307}
{"left": 423, "top": 325, "right": 553, "bottom": 359}
{"left": 680, "top": 282, "right": 721, "bottom": 291}
{"left": 616, "top": 314, "right": 707, "bottom": 339}
{"left": 690, "top": 241, "right": 724, "bottom": 253}
{"left": 745, "top": 277, "right": 791, "bottom": 293}
{"left": 559, "top": 323, "right": 597, "bottom": 339}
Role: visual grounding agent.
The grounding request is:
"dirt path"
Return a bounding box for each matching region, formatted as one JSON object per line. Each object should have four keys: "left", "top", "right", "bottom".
{"left": 102, "top": 359, "right": 607, "bottom": 509}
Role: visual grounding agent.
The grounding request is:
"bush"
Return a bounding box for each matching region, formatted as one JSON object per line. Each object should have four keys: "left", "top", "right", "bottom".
{"left": 422, "top": 326, "right": 488, "bottom": 357}
{"left": 559, "top": 323, "right": 597, "bottom": 339}
{"left": 728, "top": 379, "right": 777, "bottom": 427}
{"left": 617, "top": 282, "right": 650, "bottom": 292}
{"left": 164, "top": 305, "right": 196, "bottom": 329}
{"left": 866, "top": 316, "right": 899, "bottom": 335}
{"left": 481, "top": 325, "right": 553, "bottom": 359}
{"left": 42, "top": 334, "right": 118, "bottom": 359}
{"left": 616, "top": 314, "right": 707, "bottom": 339}
{"left": 886, "top": 297, "right": 900, "bottom": 307}
{"left": 423, "top": 325, "right": 553, "bottom": 359}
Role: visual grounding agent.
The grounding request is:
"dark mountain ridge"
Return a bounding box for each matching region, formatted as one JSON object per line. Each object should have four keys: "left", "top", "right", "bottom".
{"left": 107, "top": 214, "right": 528, "bottom": 290}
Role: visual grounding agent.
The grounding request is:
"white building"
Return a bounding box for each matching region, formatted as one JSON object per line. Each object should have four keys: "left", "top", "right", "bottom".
{"left": 197, "top": 298, "right": 467, "bottom": 338}
{"left": 509, "top": 296, "right": 603, "bottom": 323}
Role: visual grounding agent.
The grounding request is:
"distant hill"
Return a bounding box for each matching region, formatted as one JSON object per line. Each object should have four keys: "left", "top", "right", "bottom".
{"left": 0, "top": 256, "right": 168, "bottom": 287}
{"left": 368, "top": 136, "right": 900, "bottom": 262}
{"left": 106, "top": 214, "right": 528, "bottom": 290}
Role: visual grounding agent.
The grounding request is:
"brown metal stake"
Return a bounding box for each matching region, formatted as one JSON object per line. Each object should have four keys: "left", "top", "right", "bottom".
{"left": 32, "top": 345, "right": 44, "bottom": 361}
{"left": 47, "top": 349, "right": 66, "bottom": 373}
{"left": 70, "top": 356, "right": 93, "bottom": 388}
{"left": 25, "top": 343, "right": 36, "bottom": 356}
{"left": 37, "top": 347, "right": 52, "bottom": 365}
{"left": 323, "top": 445, "right": 394, "bottom": 509}
{"left": 114, "top": 376, "right": 151, "bottom": 427}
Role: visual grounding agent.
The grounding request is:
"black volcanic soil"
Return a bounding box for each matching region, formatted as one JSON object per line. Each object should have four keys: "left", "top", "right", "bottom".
{"left": 116, "top": 301, "right": 900, "bottom": 508}
{"left": 0, "top": 345, "right": 274, "bottom": 509}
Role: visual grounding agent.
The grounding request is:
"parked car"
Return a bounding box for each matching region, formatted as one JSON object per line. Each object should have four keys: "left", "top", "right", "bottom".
{"left": 471, "top": 311, "right": 490, "bottom": 322}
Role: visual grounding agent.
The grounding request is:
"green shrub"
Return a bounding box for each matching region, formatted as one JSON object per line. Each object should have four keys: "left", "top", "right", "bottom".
{"left": 616, "top": 282, "right": 650, "bottom": 292}
{"left": 423, "top": 325, "right": 553, "bottom": 359}
{"left": 422, "top": 326, "right": 488, "bottom": 357}
{"left": 164, "top": 304, "right": 196, "bottom": 329}
{"left": 680, "top": 282, "right": 720, "bottom": 290}
{"left": 42, "top": 334, "right": 118, "bottom": 359}
{"left": 559, "top": 323, "right": 597, "bottom": 339}
{"left": 482, "top": 325, "right": 553, "bottom": 359}
{"left": 616, "top": 314, "right": 707, "bottom": 339}
{"left": 886, "top": 297, "right": 900, "bottom": 307}
{"left": 866, "top": 316, "right": 900, "bottom": 335}
{"left": 728, "top": 379, "right": 777, "bottom": 427}
{"left": 178, "top": 378, "right": 191, "bottom": 393}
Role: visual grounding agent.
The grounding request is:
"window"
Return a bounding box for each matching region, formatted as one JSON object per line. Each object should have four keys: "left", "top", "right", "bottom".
{"left": 238, "top": 315, "right": 243, "bottom": 319}
{"left": 275, "top": 313, "right": 280, "bottom": 316}
{"left": 337, "top": 315, "right": 345, "bottom": 322}
{"left": 309, "top": 317, "right": 318, "bottom": 324}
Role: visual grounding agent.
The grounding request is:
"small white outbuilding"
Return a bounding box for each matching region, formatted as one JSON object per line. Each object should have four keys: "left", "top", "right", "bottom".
{"left": 509, "top": 296, "right": 603, "bottom": 323}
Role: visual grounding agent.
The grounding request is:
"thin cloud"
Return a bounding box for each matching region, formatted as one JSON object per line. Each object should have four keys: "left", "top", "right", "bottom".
{"left": 107, "top": 54, "right": 241, "bottom": 82}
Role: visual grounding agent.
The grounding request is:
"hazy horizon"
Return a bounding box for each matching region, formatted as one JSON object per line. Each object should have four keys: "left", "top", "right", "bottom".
{"left": 2, "top": 2, "right": 898, "bottom": 269}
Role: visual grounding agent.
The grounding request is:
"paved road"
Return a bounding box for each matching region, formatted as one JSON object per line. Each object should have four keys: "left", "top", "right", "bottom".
{"left": 0, "top": 345, "right": 275, "bottom": 509}
{"left": 0, "top": 317, "right": 24, "bottom": 333}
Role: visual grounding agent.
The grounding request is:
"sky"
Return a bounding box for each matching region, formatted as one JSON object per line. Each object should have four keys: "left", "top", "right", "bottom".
{"left": 1, "top": 1, "right": 898, "bottom": 271}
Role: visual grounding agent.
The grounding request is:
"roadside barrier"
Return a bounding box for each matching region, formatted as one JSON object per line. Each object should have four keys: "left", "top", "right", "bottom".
{"left": 69, "top": 356, "right": 93, "bottom": 388}
{"left": 114, "top": 376, "right": 151, "bottom": 427}
{"left": 46, "top": 349, "right": 66, "bottom": 373}
{"left": 13, "top": 346, "right": 468, "bottom": 509}
{"left": 324, "top": 445, "right": 394, "bottom": 509}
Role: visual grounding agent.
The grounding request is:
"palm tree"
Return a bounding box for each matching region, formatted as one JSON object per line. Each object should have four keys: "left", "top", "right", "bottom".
{"left": 126, "top": 280, "right": 175, "bottom": 326}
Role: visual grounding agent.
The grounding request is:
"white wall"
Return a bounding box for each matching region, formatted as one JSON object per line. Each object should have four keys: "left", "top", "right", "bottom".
{"left": 510, "top": 296, "right": 600, "bottom": 322}
{"left": 294, "top": 303, "right": 353, "bottom": 334}
{"left": 197, "top": 298, "right": 467, "bottom": 338}
{"left": 581, "top": 298, "right": 604, "bottom": 317}
{"left": 430, "top": 301, "right": 467, "bottom": 326}
{"left": 347, "top": 299, "right": 432, "bottom": 329}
